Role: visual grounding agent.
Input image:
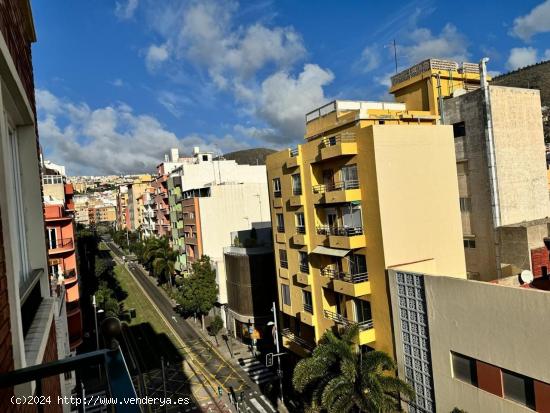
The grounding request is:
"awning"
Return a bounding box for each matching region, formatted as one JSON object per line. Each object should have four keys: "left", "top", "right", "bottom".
{"left": 311, "top": 246, "right": 350, "bottom": 257}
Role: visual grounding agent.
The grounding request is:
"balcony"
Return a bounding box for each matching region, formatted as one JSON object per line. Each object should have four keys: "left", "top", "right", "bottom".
{"left": 185, "top": 236, "right": 198, "bottom": 245}
{"left": 0, "top": 348, "right": 140, "bottom": 412}
{"left": 319, "top": 134, "right": 358, "bottom": 161}
{"left": 295, "top": 272, "right": 311, "bottom": 285}
{"left": 289, "top": 190, "right": 304, "bottom": 207}
{"left": 281, "top": 328, "right": 314, "bottom": 356}
{"left": 183, "top": 217, "right": 195, "bottom": 226}
{"left": 322, "top": 268, "right": 371, "bottom": 297}
{"left": 278, "top": 267, "right": 289, "bottom": 279}
{"left": 316, "top": 226, "right": 366, "bottom": 249}
{"left": 48, "top": 238, "right": 74, "bottom": 254}
{"left": 292, "top": 227, "right": 307, "bottom": 246}
{"left": 272, "top": 195, "right": 283, "bottom": 208}
{"left": 323, "top": 310, "right": 374, "bottom": 343}
{"left": 300, "top": 304, "right": 314, "bottom": 325}
{"left": 312, "top": 180, "right": 361, "bottom": 204}
{"left": 286, "top": 147, "right": 301, "bottom": 168}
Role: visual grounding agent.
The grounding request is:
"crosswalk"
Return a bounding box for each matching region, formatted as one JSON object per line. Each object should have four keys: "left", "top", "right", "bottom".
{"left": 242, "top": 391, "right": 277, "bottom": 413}
{"left": 238, "top": 356, "right": 276, "bottom": 385}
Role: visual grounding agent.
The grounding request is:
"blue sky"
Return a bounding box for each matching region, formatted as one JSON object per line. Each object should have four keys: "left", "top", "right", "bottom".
{"left": 32, "top": 0, "right": 550, "bottom": 175}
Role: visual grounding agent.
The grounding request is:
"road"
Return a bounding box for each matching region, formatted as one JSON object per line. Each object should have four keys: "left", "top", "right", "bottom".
{"left": 105, "top": 241, "right": 278, "bottom": 413}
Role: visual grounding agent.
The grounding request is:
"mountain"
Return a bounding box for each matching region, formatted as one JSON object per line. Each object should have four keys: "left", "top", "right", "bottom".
{"left": 221, "top": 148, "right": 277, "bottom": 165}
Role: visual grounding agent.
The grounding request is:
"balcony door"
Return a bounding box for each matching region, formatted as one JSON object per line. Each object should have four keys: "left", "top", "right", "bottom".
{"left": 350, "top": 254, "right": 367, "bottom": 275}
{"left": 323, "top": 169, "right": 334, "bottom": 189}
{"left": 354, "top": 299, "right": 372, "bottom": 323}
{"left": 342, "top": 204, "right": 362, "bottom": 229}
{"left": 326, "top": 208, "right": 338, "bottom": 229}
{"left": 48, "top": 228, "right": 58, "bottom": 249}
{"left": 341, "top": 164, "right": 358, "bottom": 188}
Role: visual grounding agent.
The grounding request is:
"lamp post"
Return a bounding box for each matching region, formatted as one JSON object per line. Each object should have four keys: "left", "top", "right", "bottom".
{"left": 92, "top": 295, "right": 104, "bottom": 381}
{"left": 268, "top": 301, "right": 284, "bottom": 406}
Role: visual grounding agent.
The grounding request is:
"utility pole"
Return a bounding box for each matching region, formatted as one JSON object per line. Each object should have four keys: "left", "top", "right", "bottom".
{"left": 270, "top": 302, "right": 284, "bottom": 405}
{"left": 92, "top": 295, "right": 102, "bottom": 381}
{"left": 393, "top": 39, "right": 398, "bottom": 73}
{"left": 161, "top": 356, "right": 167, "bottom": 413}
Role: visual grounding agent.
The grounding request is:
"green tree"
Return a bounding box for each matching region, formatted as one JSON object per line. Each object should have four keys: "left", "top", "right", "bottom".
{"left": 293, "top": 324, "right": 414, "bottom": 413}
{"left": 176, "top": 255, "right": 218, "bottom": 329}
{"left": 143, "top": 237, "right": 177, "bottom": 286}
{"left": 209, "top": 315, "right": 224, "bottom": 346}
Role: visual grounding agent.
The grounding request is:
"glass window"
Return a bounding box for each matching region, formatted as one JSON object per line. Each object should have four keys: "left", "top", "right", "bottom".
{"left": 273, "top": 178, "right": 281, "bottom": 195}
{"left": 303, "top": 290, "right": 313, "bottom": 313}
{"left": 281, "top": 284, "right": 291, "bottom": 306}
{"left": 502, "top": 370, "right": 535, "bottom": 409}
{"left": 354, "top": 299, "right": 372, "bottom": 323}
{"left": 350, "top": 254, "right": 367, "bottom": 274}
{"left": 276, "top": 214, "right": 285, "bottom": 232}
{"left": 341, "top": 164, "right": 359, "bottom": 189}
{"left": 299, "top": 251, "right": 309, "bottom": 273}
{"left": 292, "top": 174, "right": 302, "bottom": 195}
{"left": 459, "top": 197, "right": 471, "bottom": 212}
{"left": 463, "top": 239, "right": 476, "bottom": 248}
{"left": 451, "top": 352, "right": 477, "bottom": 386}
{"left": 453, "top": 121, "right": 466, "bottom": 137}
{"left": 279, "top": 249, "right": 288, "bottom": 268}
{"left": 295, "top": 213, "right": 305, "bottom": 232}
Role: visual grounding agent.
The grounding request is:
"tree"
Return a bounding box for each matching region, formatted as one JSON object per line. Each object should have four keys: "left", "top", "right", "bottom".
{"left": 143, "top": 237, "right": 177, "bottom": 286}
{"left": 209, "top": 315, "right": 224, "bottom": 346}
{"left": 293, "top": 324, "right": 414, "bottom": 413}
{"left": 176, "top": 255, "right": 218, "bottom": 329}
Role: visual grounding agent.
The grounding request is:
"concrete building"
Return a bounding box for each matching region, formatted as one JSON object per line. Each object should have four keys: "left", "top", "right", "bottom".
{"left": 223, "top": 227, "right": 277, "bottom": 351}
{"left": 391, "top": 58, "right": 549, "bottom": 281}
{"left": 0, "top": 0, "right": 67, "bottom": 407}
{"left": 388, "top": 268, "right": 550, "bottom": 413}
{"left": 116, "top": 185, "right": 129, "bottom": 230}
{"left": 266, "top": 99, "right": 467, "bottom": 359}
{"left": 141, "top": 189, "right": 156, "bottom": 238}
{"left": 126, "top": 175, "right": 152, "bottom": 231}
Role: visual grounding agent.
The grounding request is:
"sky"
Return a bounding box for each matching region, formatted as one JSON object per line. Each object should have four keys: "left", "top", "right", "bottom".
{"left": 32, "top": 0, "right": 550, "bottom": 176}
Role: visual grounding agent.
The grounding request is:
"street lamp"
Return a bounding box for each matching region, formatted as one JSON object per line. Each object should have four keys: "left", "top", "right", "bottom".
{"left": 92, "top": 295, "right": 104, "bottom": 381}
{"left": 268, "top": 301, "right": 284, "bottom": 406}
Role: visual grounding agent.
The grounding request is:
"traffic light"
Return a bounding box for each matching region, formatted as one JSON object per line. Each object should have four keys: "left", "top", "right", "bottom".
{"left": 218, "top": 386, "right": 223, "bottom": 397}
{"left": 266, "top": 353, "right": 273, "bottom": 367}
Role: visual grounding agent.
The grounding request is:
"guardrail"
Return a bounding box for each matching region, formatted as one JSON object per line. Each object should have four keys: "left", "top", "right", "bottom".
{"left": 323, "top": 309, "right": 374, "bottom": 330}
{"left": 303, "top": 303, "right": 313, "bottom": 314}
{"left": 312, "top": 180, "right": 360, "bottom": 194}
{"left": 316, "top": 226, "right": 363, "bottom": 236}
{"left": 281, "top": 328, "right": 315, "bottom": 351}
{"left": 320, "top": 134, "right": 356, "bottom": 148}
{"left": 321, "top": 268, "right": 369, "bottom": 283}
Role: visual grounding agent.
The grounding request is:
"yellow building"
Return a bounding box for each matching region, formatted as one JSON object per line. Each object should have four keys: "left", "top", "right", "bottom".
{"left": 266, "top": 99, "right": 467, "bottom": 358}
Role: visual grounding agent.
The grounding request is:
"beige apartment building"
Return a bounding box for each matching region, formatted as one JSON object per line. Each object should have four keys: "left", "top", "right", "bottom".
{"left": 390, "top": 59, "right": 550, "bottom": 281}
{"left": 127, "top": 175, "right": 152, "bottom": 231}
{"left": 266, "top": 99, "right": 467, "bottom": 359}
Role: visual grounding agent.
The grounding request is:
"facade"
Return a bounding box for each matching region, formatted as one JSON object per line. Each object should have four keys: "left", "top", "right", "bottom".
{"left": 390, "top": 58, "right": 549, "bottom": 281}
{"left": 126, "top": 175, "right": 152, "bottom": 231}
{"left": 266, "top": 99, "right": 467, "bottom": 359}
{"left": 223, "top": 228, "right": 276, "bottom": 348}
{"left": 388, "top": 269, "right": 550, "bottom": 413}
{"left": 0, "top": 0, "right": 66, "bottom": 408}
{"left": 141, "top": 189, "right": 156, "bottom": 238}
{"left": 116, "top": 185, "right": 129, "bottom": 230}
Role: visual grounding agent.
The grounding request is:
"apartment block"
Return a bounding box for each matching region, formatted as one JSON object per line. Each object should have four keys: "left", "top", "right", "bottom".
{"left": 388, "top": 268, "right": 550, "bottom": 413}
{"left": 266, "top": 99, "right": 467, "bottom": 359}
{"left": 391, "top": 58, "right": 550, "bottom": 281}
{"left": 116, "top": 185, "right": 129, "bottom": 230}
{"left": 140, "top": 189, "right": 156, "bottom": 239}
{"left": 0, "top": 0, "right": 65, "bottom": 407}
{"left": 126, "top": 175, "right": 152, "bottom": 231}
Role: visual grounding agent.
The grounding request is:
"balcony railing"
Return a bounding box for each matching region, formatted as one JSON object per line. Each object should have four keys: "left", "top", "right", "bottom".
{"left": 281, "top": 328, "right": 314, "bottom": 351}
{"left": 316, "top": 226, "right": 363, "bottom": 236}
{"left": 292, "top": 187, "right": 303, "bottom": 196}
{"left": 299, "top": 263, "right": 310, "bottom": 274}
{"left": 0, "top": 348, "right": 140, "bottom": 412}
{"left": 321, "top": 267, "right": 369, "bottom": 283}
{"left": 296, "top": 226, "right": 306, "bottom": 234}
{"left": 290, "top": 148, "right": 299, "bottom": 157}
{"left": 280, "top": 260, "right": 288, "bottom": 269}
{"left": 312, "top": 180, "right": 360, "bottom": 194}
{"left": 273, "top": 190, "right": 282, "bottom": 198}
{"left": 48, "top": 238, "right": 74, "bottom": 251}
{"left": 277, "top": 225, "right": 285, "bottom": 233}
{"left": 323, "top": 309, "right": 374, "bottom": 330}
{"left": 303, "top": 303, "right": 313, "bottom": 314}
{"left": 320, "top": 134, "right": 356, "bottom": 148}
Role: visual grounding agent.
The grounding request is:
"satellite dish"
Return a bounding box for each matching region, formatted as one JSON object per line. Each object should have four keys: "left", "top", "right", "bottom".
{"left": 520, "top": 270, "right": 534, "bottom": 284}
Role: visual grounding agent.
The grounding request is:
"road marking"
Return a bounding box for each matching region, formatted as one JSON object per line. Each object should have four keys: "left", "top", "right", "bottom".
{"left": 250, "top": 398, "right": 268, "bottom": 413}
{"left": 260, "top": 396, "right": 276, "bottom": 412}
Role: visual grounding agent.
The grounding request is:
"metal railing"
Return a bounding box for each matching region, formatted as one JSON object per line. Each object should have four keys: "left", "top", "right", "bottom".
{"left": 320, "top": 134, "right": 356, "bottom": 148}
{"left": 299, "top": 263, "right": 310, "bottom": 274}
{"left": 323, "top": 309, "right": 374, "bottom": 330}
{"left": 303, "top": 303, "right": 313, "bottom": 314}
{"left": 290, "top": 148, "right": 299, "bottom": 157}
{"left": 273, "top": 190, "right": 282, "bottom": 198}
{"left": 48, "top": 238, "right": 74, "bottom": 251}
{"left": 321, "top": 267, "right": 369, "bottom": 283}
{"left": 312, "top": 179, "right": 360, "bottom": 194}
{"left": 316, "top": 226, "right": 363, "bottom": 236}
{"left": 296, "top": 226, "right": 306, "bottom": 234}
{"left": 280, "top": 260, "right": 288, "bottom": 269}
{"left": 281, "top": 328, "right": 314, "bottom": 351}
{"left": 277, "top": 225, "right": 285, "bottom": 233}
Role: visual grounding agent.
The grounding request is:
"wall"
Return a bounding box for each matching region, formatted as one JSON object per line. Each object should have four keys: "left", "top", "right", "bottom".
{"left": 180, "top": 161, "right": 267, "bottom": 192}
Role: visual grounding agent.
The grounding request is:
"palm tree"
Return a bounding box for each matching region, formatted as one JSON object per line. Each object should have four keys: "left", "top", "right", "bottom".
{"left": 143, "top": 237, "right": 177, "bottom": 286}
{"left": 293, "top": 324, "right": 414, "bottom": 413}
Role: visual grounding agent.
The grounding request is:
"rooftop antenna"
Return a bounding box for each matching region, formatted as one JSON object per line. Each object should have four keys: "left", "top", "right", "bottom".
{"left": 385, "top": 40, "right": 398, "bottom": 73}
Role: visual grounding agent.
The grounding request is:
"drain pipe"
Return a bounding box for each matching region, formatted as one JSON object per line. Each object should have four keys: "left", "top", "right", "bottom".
{"left": 480, "top": 57, "right": 502, "bottom": 279}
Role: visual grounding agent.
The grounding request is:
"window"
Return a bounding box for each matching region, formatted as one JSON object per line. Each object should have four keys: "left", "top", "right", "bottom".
{"left": 350, "top": 254, "right": 367, "bottom": 275}
{"left": 295, "top": 213, "right": 305, "bottom": 233}
{"left": 202, "top": 155, "right": 208, "bottom": 161}
{"left": 341, "top": 164, "right": 359, "bottom": 189}
{"left": 354, "top": 299, "right": 372, "bottom": 324}
{"left": 451, "top": 352, "right": 477, "bottom": 386}
{"left": 453, "top": 121, "right": 466, "bottom": 137}
{"left": 279, "top": 249, "right": 288, "bottom": 268}
{"left": 457, "top": 161, "right": 468, "bottom": 175}
{"left": 299, "top": 251, "right": 309, "bottom": 274}
{"left": 276, "top": 214, "right": 285, "bottom": 232}
{"left": 459, "top": 197, "right": 471, "bottom": 212}
{"left": 281, "top": 284, "right": 291, "bottom": 306}
{"left": 464, "top": 238, "right": 476, "bottom": 248}
{"left": 273, "top": 178, "right": 281, "bottom": 197}
{"left": 292, "top": 174, "right": 302, "bottom": 195}
{"left": 303, "top": 291, "right": 313, "bottom": 313}
{"left": 502, "top": 370, "right": 535, "bottom": 409}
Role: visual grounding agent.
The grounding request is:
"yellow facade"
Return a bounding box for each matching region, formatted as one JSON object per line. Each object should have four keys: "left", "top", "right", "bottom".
{"left": 267, "top": 99, "right": 467, "bottom": 357}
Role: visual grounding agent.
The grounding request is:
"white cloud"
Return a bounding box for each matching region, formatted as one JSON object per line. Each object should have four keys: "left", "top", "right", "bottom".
{"left": 115, "top": 0, "right": 139, "bottom": 19}
{"left": 145, "top": 44, "right": 169, "bottom": 71}
{"left": 511, "top": 0, "right": 550, "bottom": 41}
{"left": 544, "top": 49, "right": 550, "bottom": 61}
{"left": 110, "top": 78, "right": 125, "bottom": 87}
{"left": 356, "top": 46, "right": 380, "bottom": 73}
{"left": 157, "top": 90, "right": 192, "bottom": 118}
{"left": 36, "top": 89, "right": 246, "bottom": 175}
{"left": 255, "top": 64, "right": 334, "bottom": 144}
{"left": 400, "top": 23, "right": 469, "bottom": 64}
{"left": 507, "top": 47, "right": 539, "bottom": 70}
